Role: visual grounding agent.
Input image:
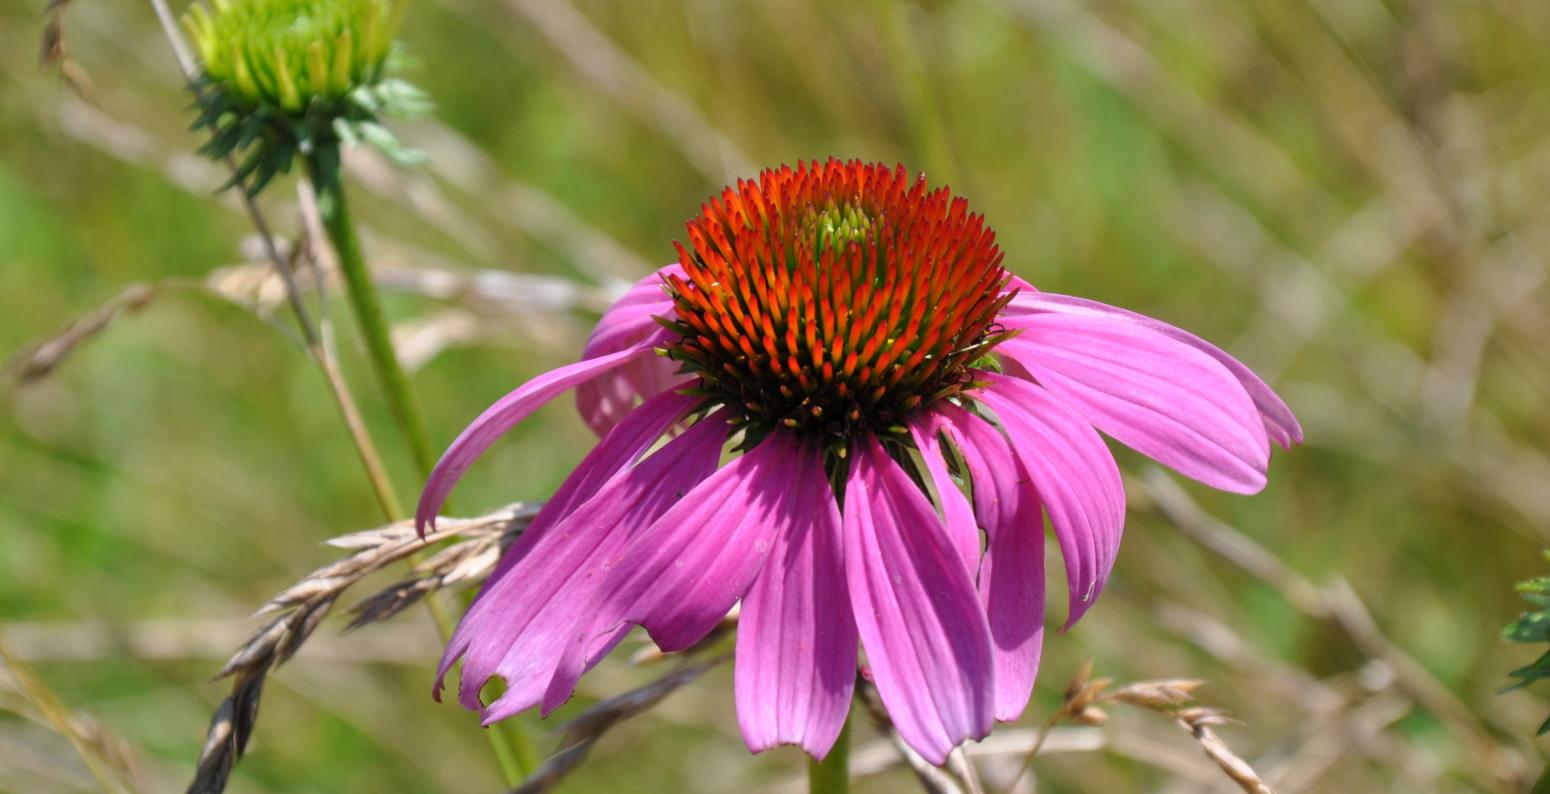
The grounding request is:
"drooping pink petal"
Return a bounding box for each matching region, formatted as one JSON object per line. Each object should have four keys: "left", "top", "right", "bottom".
{"left": 935, "top": 403, "right": 1046, "bottom": 722}
{"left": 735, "top": 461, "right": 856, "bottom": 760}
{"left": 575, "top": 266, "right": 689, "bottom": 436}
{"left": 843, "top": 435, "right": 994, "bottom": 765}
{"left": 542, "top": 433, "right": 818, "bottom": 714}
{"left": 975, "top": 373, "right": 1125, "bottom": 629}
{"left": 417, "top": 331, "right": 672, "bottom": 533}
{"left": 997, "top": 311, "right": 1271, "bottom": 494}
{"left": 1002, "top": 291, "right": 1301, "bottom": 449}
{"left": 977, "top": 515, "right": 1045, "bottom": 722}
{"left": 438, "top": 411, "right": 731, "bottom": 722}
{"left": 474, "top": 389, "right": 701, "bottom": 600}
{"left": 907, "top": 414, "right": 981, "bottom": 575}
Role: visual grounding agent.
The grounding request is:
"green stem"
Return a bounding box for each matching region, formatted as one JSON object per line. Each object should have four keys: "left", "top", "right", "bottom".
{"left": 808, "top": 713, "right": 851, "bottom": 794}
{"left": 306, "top": 147, "right": 437, "bottom": 480}
{"left": 303, "top": 145, "right": 537, "bottom": 784}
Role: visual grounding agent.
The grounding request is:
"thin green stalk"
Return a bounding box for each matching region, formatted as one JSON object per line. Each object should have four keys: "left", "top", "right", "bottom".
{"left": 142, "top": 1, "right": 534, "bottom": 784}
{"left": 304, "top": 146, "right": 437, "bottom": 480}
{"left": 808, "top": 713, "right": 851, "bottom": 794}
{"left": 303, "top": 145, "right": 536, "bottom": 784}
{"left": 238, "top": 180, "right": 404, "bottom": 522}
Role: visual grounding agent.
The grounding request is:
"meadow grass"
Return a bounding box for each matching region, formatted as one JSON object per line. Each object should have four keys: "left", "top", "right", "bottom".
{"left": 3, "top": 1, "right": 1549, "bottom": 791}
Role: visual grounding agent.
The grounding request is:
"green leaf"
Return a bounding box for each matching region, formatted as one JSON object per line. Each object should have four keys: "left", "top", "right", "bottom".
{"left": 1505, "top": 557, "right": 1550, "bottom": 741}
{"left": 333, "top": 118, "right": 361, "bottom": 149}
{"left": 1506, "top": 613, "right": 1550, "bottom": 644}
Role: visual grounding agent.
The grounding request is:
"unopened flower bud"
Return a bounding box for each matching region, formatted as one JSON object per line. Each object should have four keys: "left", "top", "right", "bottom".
{"left": 183, "top": 0, "right": 403, "bottom": 111}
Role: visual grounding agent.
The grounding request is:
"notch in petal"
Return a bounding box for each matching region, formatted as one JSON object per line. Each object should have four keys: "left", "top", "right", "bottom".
{"left": 440, "top": 407, "right": 729, "bottom": 721}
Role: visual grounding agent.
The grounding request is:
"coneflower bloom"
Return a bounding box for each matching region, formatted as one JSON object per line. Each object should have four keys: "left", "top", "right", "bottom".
{"left": 417, "top": 160, "right": 1299, "bottom": 764}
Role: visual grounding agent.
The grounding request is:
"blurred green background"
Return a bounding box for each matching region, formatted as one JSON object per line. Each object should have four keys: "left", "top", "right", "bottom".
{"left": 3, "top": 0, "right": 1548, "bottom": 791}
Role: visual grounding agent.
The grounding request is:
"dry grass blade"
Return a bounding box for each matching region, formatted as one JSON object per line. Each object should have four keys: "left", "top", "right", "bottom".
{"left": 344, "top": 534, "right": 502, "bottom": 630}
{"left": 1004, "top": 663, "right": 1279, "bottom": 794}
{"left": 2, "top": 271, "right": 329, "bottom": 390}
{"left": 186, "top": 504, "right": 537, "bottom": 794}
{"left": 1107, "top": 679, "right": 1207, "bottom": 710}
{"left": 252, "top": 503, "right": 537, "bottom": 620}
{"left": 186, "top": 669, "right": 265, "bottom": 794}
{"left": 856, "top": 679, "right": 967, "bottom": 794}
{"left": 498, "top": 0, "right": 753, "bottom": 181}
{"left": 1144, "top": 464, "right": 1528, "bottom": 786}
{"left": 1091, "top": 675, "right": 1274, "bottom": 793}
{"left": 1174, "top": 709, "right": 1274, "bottom": 794}
{"left": 509, "top": 653, "right": 731, "bottom": 794}
{"left": 38, "top": 0, "right": 95, "bottom": 100}
{"left": 0, "top": 634, "right": 141, "bottom": 793}
{"left": 5, "top": 283, "right": 157, "bottom": 385}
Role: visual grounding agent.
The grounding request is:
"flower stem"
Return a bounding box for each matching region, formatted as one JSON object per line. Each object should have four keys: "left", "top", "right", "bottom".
{"left": 808, "top": 713, "right": 851, "bottom": 794}
{"left": 303, "top": 144, "right": 537, "bottom": 785}
{"left": 242, "top": 180, "right": 406, "bottom": 521}
{"left": 305, "top": 147, "right": 437, "bottom": 480}
{"left": 144, "top": 1, "right": 534, "bottom": 783}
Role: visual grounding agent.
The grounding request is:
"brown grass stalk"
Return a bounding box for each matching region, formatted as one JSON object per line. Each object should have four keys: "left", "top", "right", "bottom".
{"left": 1004, "top": 662, "right": 1272, "bottom": 794}
{"left": 509, "top": 653, "right": 731, "bottom": 794}
{"left": 0, "top": 633, "right": 141, "bottom": 793}
{"left": 186, "top": 504, "right": 537, "bottom": 793}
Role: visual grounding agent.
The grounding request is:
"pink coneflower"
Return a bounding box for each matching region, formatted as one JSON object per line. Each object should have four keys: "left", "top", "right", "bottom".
{"left": 417, "top": 160, "right": 1299, "bottom": 764}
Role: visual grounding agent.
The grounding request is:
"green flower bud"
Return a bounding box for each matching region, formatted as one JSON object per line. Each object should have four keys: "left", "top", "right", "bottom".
{"left": 183, "top": 0, "right": 404, "bottom": 112}
{"left": 182, "top": 0, "right": 426, "bottom": 196}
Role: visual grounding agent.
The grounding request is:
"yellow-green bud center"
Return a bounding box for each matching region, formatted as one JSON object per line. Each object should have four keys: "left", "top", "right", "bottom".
{"left": 183, "top": 0, "right": 404, "bottom": 111}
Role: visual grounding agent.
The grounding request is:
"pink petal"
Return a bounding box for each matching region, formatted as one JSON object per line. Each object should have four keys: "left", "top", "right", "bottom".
{"left": 735, "top": 463, "right": 857, "bottom": 760}
{"left": 1003, "top": 291, "right": 1301, "bottom": 449}
{"left": 997, "top": 311, "right": 1270, "bottom": 494}
{"left": 542, "top": 433, "right": 818, "bottom": 714}
{"left": 575, "top": 266, "right": 689, "bottom": 436}
{"left": 975, "top": 374, "right": 1125, "bottom": 629}
{"left": 477, "top": 389, "right": 702, "bottom": 591}
{"left": 844, "top": 435, "right": 994, "bottom": 765}
{"left": 439, "top": 410, "right": 731, "bottom": 722}
{"left": 907, "top": 414, "right": 982, "bottom": 575}
{"left": 934, "top": 404, "right": 1045, "bottom": 722}
{"left": 974, "top": 488, "right": 1046, "bottom": 724}
{"left": 417, "top": 332, "right": 671, "bottom": 533}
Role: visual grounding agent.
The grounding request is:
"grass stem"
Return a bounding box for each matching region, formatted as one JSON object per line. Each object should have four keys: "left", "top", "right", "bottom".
{"left": 303, "top": 146, "right": 536, "bottom": 784}
{"left": 305, "top": 149, "right": 437, "bottom": 480}
{"left": 0, "top": 634, "right": 132, "bottom": 793}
